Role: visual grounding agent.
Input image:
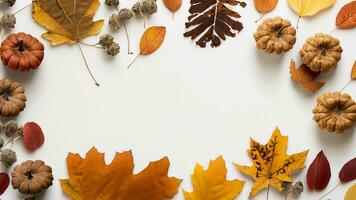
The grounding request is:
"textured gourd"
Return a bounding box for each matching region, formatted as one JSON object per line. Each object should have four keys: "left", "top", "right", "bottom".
{"left": 300, "top": 33, "right": 342, "bottom": 72}
{"left": 1, "top": 32, "right": 44, "bottom": 71}
{"left": 11, "top": 160, "right": 53, "bottom": 194}
{"left": 313, "top": 92, "right": 356, "bottom": 133}
{"left": 0, "top": 79, "right": 26, "bottom": 117}
{"left": 254, "top": 17, "right": 296, "bottom": 54}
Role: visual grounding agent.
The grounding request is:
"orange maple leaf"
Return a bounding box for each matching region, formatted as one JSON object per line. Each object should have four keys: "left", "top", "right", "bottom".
{"left": 60, "top": 147, "right": 181, "bottom": 200}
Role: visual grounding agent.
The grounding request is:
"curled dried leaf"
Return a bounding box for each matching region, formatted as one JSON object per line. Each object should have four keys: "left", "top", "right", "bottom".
{"left": 290, "top": 60, "right": 325, "bottom": 92}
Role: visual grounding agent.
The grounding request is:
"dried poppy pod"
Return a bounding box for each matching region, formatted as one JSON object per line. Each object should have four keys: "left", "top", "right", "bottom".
{"left": 254, "top": 17, "right": 296, "bottom": 54}
{"left": 300, "top": 33, "right": 343, "bottom": 73}
{"left": 11, "top": 160, "right": 53, "bottom": 195}
{"left": 313, "top": 92, "right": 356, "bottom": 133}
{"left": 1, "top": 32, "right": 44, "bottom": 71}
{"left": 0, "top": 79, "right": 26, "bottom": 117}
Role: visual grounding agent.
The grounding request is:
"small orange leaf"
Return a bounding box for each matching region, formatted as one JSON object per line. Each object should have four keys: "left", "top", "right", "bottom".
{"left": 290, "top": 59, "right": 325, "bottom": 92}
{"left": 163, "top": 0, "right": 182, "bottom": 13}
{"left": 140, "top": 26, "right": 166, "bottom": 55}
{"left": 254, "top": 0, "right": 279, "bottom": 13}
{"left": 351, "top": 61, "right": 356, "bottom": 80}
{"left": 336, "top": 1, "right": 356, "bottom": 29}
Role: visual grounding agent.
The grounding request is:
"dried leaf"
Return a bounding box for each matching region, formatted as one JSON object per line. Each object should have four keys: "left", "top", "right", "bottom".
{"left": 287, "top": 0, "right": 337, "bottom": 16}
{"left": 163, "top": 0, "right": 182, "bottom": 14}
{"left": 235, "top": 127, "right": 308, "bottom": 197}
{"left": 23, "top": 122, "right": 45, "bottom": 151}
{"left": 183, "top": 156, "right": 244, "bottom": 200}
{"left": 351, "top": 61, "right": 356, "bottom": 80}
{"left": 60, "top": 147, "right": 181, "bottom": 200}
{"left": 140, "top": 26, "right": 166, "bottom": 55}
{"left": 345, "top": 183, "right": 356, "bottom": 200}
{"left": 339, "top": 157, "right": 356, "bottom": 183}
{"left": 290, "top": 59, "right": 325, "bottom": 92}
{"left": 306, "top": 151, "right": 331, "bottom": 190}
{"left": 254, "top": 0, "right": 279, "bottom": 13}
{"left": 32, "top": 0, "right": 104, "bottom": 46}
{"left": 336, "top": 1, "right": 356, "bottom": 29}
{"left": 0, "top": 173, "right": 9, "bottom": 195}
{"left": 184, "top": 0, "right": 246, "bottom": 48}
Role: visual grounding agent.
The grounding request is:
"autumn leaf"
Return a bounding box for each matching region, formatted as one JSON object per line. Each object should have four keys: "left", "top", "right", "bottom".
{"left": 23, "top": 122, "right": 45, "bottom": 151}
{"left": 235, "top": 127, "right": 308, "bottom": 197}
{"left": 339, "top": 157, "right": 356, "bottom": 183}
{"left": 306, "top": 151, "right": 331, "bottom": 190}
{"left": 254, "top": 0, "right": 279, "bottom": 13}
{"left": 183, "top": 156, "right": 244, "bottom": 200}
{"left": 163, "top": 0, "right": 182, "bottom": 17}
{"left": 60, "top": 147, "right": 181, "bottom": 200}
{"left": 336, "top": 1, "right": 356, "bottom": 29}
{"left": 290, "top": 59, "right": 325, "bottom": 93}
{"left": 0, "top": 173, "right": 9, "bottom": 196}
{"left": 32, "top": 0, "right": 104, "bottom": 46}
{"left": 351, "top": 61, "right": 356, "bottom": 80}
{"left": 184, "top": 0, "right": 246, "bottom": 48}
{"left": 287, "top": 0, "right": 337, "bottom": 16}
{"left": 345, "top": 183, "right": 356, "bottom": 200}
{"left": 128, "top": 26, "right": 166, "bottom": 69}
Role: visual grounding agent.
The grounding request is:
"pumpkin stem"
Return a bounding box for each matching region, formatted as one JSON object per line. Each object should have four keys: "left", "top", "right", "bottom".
{"left": 25, "top": 169, "right": 33, "bottom": 180}
{"left": 18, "top": 40, "right": 25, "bottom": 52}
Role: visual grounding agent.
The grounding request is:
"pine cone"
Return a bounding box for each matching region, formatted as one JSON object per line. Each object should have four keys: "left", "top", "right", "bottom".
{"left": 254, "top": 17, "right": 296, "bottom": 54}
{"left": 313, "top": 92, "right": 356, "bottom": 133}
{"left": 300, "top": 33, "right": 343, "bottom": 72}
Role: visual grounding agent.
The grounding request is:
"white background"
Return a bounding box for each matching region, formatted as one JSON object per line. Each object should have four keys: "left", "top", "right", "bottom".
{"left": 1, "top": 0, "right": 356, "bottom": 199}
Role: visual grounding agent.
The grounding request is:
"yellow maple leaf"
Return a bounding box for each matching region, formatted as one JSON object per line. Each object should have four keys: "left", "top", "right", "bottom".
{"left": 235, "top": 127, "right": 308, "bottom": 197}
{"left": 32, "top": 0, "right": 104, "bottom": 46}
{"left": 183, "top": 156, "right": 244, "bottom": 200}
{"left": 60, "top": 147, "right": 181, "bottom": 200}
{"left": 287, "top": 0, "right": 337, "bottom": 16}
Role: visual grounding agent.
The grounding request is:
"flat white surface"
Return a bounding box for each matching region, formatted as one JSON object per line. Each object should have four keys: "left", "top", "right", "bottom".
{"left": 1, "top": 0, "right": 356, "bottom": 199}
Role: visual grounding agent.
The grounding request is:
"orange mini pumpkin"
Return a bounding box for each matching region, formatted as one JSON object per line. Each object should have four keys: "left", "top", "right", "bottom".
{"left": 0, "top": 32, "right": 44, "bottom": 71}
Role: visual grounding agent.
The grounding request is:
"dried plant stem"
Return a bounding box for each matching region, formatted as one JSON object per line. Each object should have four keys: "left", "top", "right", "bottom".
{"left": 121, "top": 22, "right": 133, "bottom": 54}
{"left": 266, "top": 184, "right": 270, "bottom": 200}
{"left": 80, "top": 42, "right": 104, "bottom": 49}
{"left": 255, "top": 14, "right": 266, "bottom": 23}
{"left": 296, "top": 16, "right": 301, "bottom": 29}
{"left": 14, "top": 3, "right": 32, "bottom": 15}
{"left": 317, "top": 182, "right": 341, "bottom": 200}
{"left": 127, "top": 54, "right": 141, "bottom": 69}
{"left": 340, "top": 79, "right": 352, "bottom": 92}
{"left": 77, "top": 43, "right": 100, "bottom": 86}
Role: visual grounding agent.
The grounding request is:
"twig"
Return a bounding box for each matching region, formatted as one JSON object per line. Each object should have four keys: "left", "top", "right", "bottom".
{"left": 14, "top": 3, "right": 32, "bottom": 15}
{"left": 77, "top": 43, "right": 100, "bottom": 86}
{"left": 317, "top": 182, "right": 341, "bottom": 200}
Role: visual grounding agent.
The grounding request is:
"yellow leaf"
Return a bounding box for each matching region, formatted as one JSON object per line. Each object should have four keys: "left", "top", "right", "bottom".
{"left": 287, "top": 0, "right": 337, "bottom": 16}
{"left": 140, "top": 26, "right": 166, "bottom": 55}
{"left": 183, "top": 156, "right": 244, "bottom": 200}
{"left": 32, "top": 0, "right": 104, "bottom": 46}
{"left": 345, "top": 183, "right": 356, "bottom": 200}
{"left": 235, "top": 127, "right": 308, "bottom": 197}
{"left": 60, "top": 147, "right": 181, "bottom": 200}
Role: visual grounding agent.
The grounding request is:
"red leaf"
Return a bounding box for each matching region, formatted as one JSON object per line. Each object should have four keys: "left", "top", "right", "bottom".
{"left": 23, "top": 122, "right": 45, "bottom": 151}
{"left": 339, "top": 157, "right": 356, "bottom": 183}
{"left": 336, "top": 1, "right": 356, "bottom": 29}
{"left": 307, "top": 151, "right": 331, "bottom": 190}
{"left": 0, "top": 173, "right": 9, "bottom": 195}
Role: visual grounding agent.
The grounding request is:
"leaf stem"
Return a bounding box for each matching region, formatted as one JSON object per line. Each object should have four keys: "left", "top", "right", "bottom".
{"left": 127, "top": 54, "right": 140, "bottom": 69}
{"left": 14, "top": 3, "right": 32, "bottom": 15}
{"left": 296, "top": 16, "right": 301, "bottom": 29}
{"left": 77, "top": 43, "right": 100, "bottom": 86}
{"left": 266, "top": 184, "right": 270, "bottom": 200}
{"left": 121, "top": 22, "right": 133, "bottom": 54}
{"left": 317, "top": 182, "right": 341, "bottom": 200}
{"left": 340, "top": 79, "right": 352, "bottom": 92}
{"left": 255, "top": 14, "right": 266, "bottom": 23}
{"left": 79, "top": 42, "right": 104, "bottom": 49}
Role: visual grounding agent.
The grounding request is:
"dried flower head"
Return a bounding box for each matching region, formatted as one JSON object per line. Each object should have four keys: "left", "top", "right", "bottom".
{"left": 109, "top": 14, "right": 121, "bottom": 31}
{"left": 131, "top": 2, "right": 140, "bottom": 14}
{"left": 0, "top": 0, "right": 16, "bottom": 7}
{"left": 106, "top": 42, "right": 120, "bottom": 56}
{"left": 99, "top": 34, "right": 114, "bottom": 48}
{"left": 0, "top": 137, "right": 3, "bottom": 147}
{"left": 4, "top": 120, "right": 18, "bottom": 137}
{"left": 105, "top": 0, "right": 119, "bottom": 7}
{"left": 283, "top": 181, "right": 304, "bottom": 199}
{"left": 1, "top": 149, "right": 17, "bottom": 168}
{"left": 1, "top": 13, "right": 16, "bottom": 29}
{"left": 131, "top": 0, "right": 157, "bottom": 16}
{"left": 119, "top": 8, "right": 134, "bottom": 21}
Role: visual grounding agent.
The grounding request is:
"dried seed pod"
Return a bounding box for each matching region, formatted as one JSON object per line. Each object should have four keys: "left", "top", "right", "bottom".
{"left": 106, "top": 42, "right": 120, "bottom": 56}
{"left": 109, "top": 14, "right": 121, "bottom": 31}
{"left": 254, "top": 17, "right": 296, "bottom": 54}
{"left": 99, "top": 34, "right": 114, "bottom": 48}
{"left": 313, "top": 92, "right": 356, "bottom": 133}
{"left": 118, "top": 8, "right": 134, "bottom": 21}
{"left": 0, "top": 13, "right": 16, "bottom": 29}
{"left": 11, "top": 160, "right": 53, "bottom": 194}
{"left": 105, "top": 0, "right": 119, "bottom": 7}
{"left": 4, "top": 120, "right": 18, "bottom": 137}
{"left": 132, "top": 0, "right": 157, "bottom": 16}
{"left": 0, "top": 137, "right": 4, "bottom": 147}
{"left": 0, "top": 79, "right": 26, "bottom": 117}
{"left": 0, "top": 0, "right": 16, "bottom": 7}
{"left": 1, "top": 149, "right": 17, "bottom": 168}
{"left": 300, "top": 33, "right": 343, "bottom": 72}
